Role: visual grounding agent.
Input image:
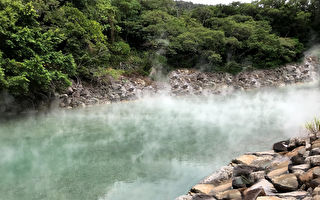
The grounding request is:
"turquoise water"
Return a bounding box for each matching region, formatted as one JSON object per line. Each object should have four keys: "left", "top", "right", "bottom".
{"left": 1, "top": 84, "right": 320, "bottom": 200}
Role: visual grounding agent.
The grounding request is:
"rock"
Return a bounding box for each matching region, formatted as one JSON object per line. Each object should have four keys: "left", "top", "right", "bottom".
{"left": 313, "top": 186, "right": 320, "bottom": 196}
{"left": 246, "top": 151, "right": 278, "bottom": 157}
{"left": 271, "top": 174, "right": 299, "bottom": 192}
{"left": 310, "top": 177, "right": 320, "bottom": 189}
{"left": 310, "top": 148, "right": 320, "bottom": 156}
{"left": 286, "top": 146, "right": 306, "bottom": 157}
{"left": 232, "top": 176, "right": 247, "bottom": 188}
{"left": 267, "top": 167, "right": 288, "bottom": 179}
{"left": 269, "top": 159, "right": 290, "bottom": 170}
{"left": 306, "top": 155, "right": 320, "bottom": 166}
{"left": 191, "top": 184, "right": 215, "bottom": 195}
{"left": 244, "top": 188, "right": 265, "bottom": 200}
{"left": 291, "top": 155, "right": 305, "bottom": 165}
{"left": 66, "top": 86, "right": 73, "bottom": 95}
{"left": 176, "top": 195, "right": 193, "bottom": 200}
{"left": 191, "top": 180, "right": 232, "bottom": 195}
{"left": 289, "top": 164, "right": 310, "bottom": 172}
{"left": 249, "top": 171, "right": 266, "bottom": 182}
{"left": 245, "top": 179, "right": 276, "bottom": 196}
{"left": 191, "top": 194, "right": 216, "bottom": 200}
{"left": 313, "top": 196, "right": 320, "bottom": 200}
{"left": 214, "top": 189, "right": 241, "bottom": 200}
{"left": 200, "top": 166, "right": 233, "bottom": 184}
{"left": 312, "top": 140, "right": 320, "bottom": 149}
{"left": 233, "top": 165, "right": 262, "bottom": 177}
{"left": 256, "top": 197, "right": 282, "bottom": 200}
{"left": 232, "top": 155, "right": 258, "bottom": 165}
{"left": 288, "top": 137, "right": 307, "bottom": 149}
{"left": 252, "top": 155, "right": 275, "bottom": 168}
{"left": 276, "top": 191, "right": 309, "bottom": 198}
{"left": 273, "top": 140, "right": 289, "bottom": 152}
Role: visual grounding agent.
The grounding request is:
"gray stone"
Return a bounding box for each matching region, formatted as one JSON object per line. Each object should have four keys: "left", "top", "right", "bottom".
{"left": 200, "top": 166, "right": 233, "bottom": 184}
{"left": 290, "top": 164, "right": 310, "bottom": 172}
{"left": 311, "top": 148, "right": 320, "bottom": 156}
{"left": 232, "top": 176, "right": 247, "bottom": 188}
{"left": 175, "top": 195, "right": 192, "bottom": 200}
{"left": 271, "top": 174, "right": 299, "bottom": 192}
{"left": 306, "top": 155, "right": 320, "bottom": 166}
{"left": 276, "top": 191, "right": 309, "bottom": 198}
{"left": 246, "top": 179, "right": 276, "bottom": 196}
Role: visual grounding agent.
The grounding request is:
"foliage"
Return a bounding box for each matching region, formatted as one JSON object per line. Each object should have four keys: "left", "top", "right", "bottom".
{"left": 0, "top": 0, "right": 318, "bottom": 99}
{"left": 305, "top": 117, "right": 320, "bottom": 134}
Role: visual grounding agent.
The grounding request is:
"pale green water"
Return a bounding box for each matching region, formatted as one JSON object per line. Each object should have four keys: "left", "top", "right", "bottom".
{"left": 1, "top": 84, "right": 320, "bottom": 200}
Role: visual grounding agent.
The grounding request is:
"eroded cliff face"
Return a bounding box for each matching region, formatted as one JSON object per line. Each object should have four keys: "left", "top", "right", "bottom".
{"left": 59, "top": 56, "right": 319, "bottom": 109}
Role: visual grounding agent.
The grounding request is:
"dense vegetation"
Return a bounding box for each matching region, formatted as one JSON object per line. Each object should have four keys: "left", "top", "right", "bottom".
{"left": 0, "top": 0, "right": 319, "bottom": 99}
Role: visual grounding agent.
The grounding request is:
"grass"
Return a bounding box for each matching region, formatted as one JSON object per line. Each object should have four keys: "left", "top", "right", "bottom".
{"left": 305, "top": 117, "right": 320, "bottom": 133}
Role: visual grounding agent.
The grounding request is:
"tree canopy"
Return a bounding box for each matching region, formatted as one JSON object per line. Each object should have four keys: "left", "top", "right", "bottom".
{"left": 0, "top": 0, "right": 318, "bottom": 98}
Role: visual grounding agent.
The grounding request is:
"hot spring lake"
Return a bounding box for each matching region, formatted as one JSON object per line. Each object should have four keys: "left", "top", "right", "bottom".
{"left": 1, "top": 83, "right": 320, "bottom": 200}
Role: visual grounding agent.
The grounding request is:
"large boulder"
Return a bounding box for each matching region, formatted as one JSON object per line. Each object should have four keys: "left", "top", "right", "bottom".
{"left": 271, "top": 174, "right": 299, "bottom": 192}
{"left": 273, "top": 140, "right": 289, "bottom": 152}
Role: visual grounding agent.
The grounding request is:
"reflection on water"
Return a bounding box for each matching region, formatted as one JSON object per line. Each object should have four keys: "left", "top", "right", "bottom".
{"left": 1, "top": 83, "right": 320, "bottom": 200}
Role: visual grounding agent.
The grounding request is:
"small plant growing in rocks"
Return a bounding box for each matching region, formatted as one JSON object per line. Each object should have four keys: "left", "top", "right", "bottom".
{"left": 305, "top": 117, "right": 320, "bottom": 133}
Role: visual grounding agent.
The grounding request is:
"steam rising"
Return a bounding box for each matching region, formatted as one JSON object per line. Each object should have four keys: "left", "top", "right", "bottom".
{"left": 1, "top": 80, "right": 320, "bottom": 200}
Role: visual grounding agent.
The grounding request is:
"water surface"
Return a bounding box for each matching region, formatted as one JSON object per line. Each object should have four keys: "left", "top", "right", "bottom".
{"left": 1, "top": 83, "right": 320, "bottom": 200}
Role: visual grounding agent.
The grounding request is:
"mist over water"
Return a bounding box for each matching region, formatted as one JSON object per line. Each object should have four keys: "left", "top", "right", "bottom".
{"left": 1, "top": 82, "right": 320, "bottom": 200}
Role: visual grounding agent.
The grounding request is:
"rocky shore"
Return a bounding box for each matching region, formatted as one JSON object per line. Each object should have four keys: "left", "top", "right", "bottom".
{"left": 176, "top": 132, "right": 320, "bottom": 200}
{"left": 59, "top": 56, "right": 318, "bottom": 109}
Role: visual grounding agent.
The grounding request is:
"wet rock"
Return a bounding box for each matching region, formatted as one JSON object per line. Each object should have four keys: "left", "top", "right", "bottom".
{"left": 273, "top": 141, "right": 289, "bottom": 152}
{"left": 271, "top": 174, "right": 299, "bottom": 192}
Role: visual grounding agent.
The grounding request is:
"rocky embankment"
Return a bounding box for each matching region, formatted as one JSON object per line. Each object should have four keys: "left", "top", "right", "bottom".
{"left": 176, "top": 132, "right": 320, "bottom": 200}
{"left": 60, "top": 56, "right": 318, "bottom": 108}
{"left": 169, "top": 57, "right": 318, "bottom": 96}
